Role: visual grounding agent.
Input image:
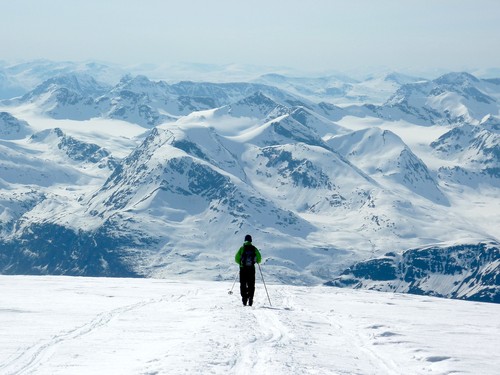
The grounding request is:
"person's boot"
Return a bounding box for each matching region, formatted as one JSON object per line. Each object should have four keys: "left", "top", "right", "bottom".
{"left": 242, "top": 297, "right": 247, "bottom": 306}
{"left": 249, "top": 298, "right": 253, "bottom": 306}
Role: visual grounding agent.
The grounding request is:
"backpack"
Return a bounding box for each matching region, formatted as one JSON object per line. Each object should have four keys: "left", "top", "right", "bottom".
{"left": 241, "top": 244, "right": 256, "bottom": 267}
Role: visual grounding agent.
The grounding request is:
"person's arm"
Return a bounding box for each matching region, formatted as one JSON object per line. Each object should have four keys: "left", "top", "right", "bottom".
{"left": 255, "top": 248, "right": 262, "bottom": 264}
{"left": 235, "top": 247, "right": 243, "bottom": 265}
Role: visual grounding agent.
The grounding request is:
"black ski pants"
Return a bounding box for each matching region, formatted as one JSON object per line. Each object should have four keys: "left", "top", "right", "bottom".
{"left": 239, "top": 266, "right": 255, "bottom": 301}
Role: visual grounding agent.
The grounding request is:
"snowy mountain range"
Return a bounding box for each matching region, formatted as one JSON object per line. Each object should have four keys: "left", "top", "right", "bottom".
{"left": 0, "top": 61, "right": 498, "bottom": 303}
{"left": 254, "top": 71, "right": 425, "bottom": 105}
{"left": 329, "top": 240, "right": 499, "bottom": 303}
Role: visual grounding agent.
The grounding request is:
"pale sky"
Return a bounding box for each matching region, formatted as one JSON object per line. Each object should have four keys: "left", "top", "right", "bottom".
{"left": 2, "top": 0, "right": 499, "bottom": 75}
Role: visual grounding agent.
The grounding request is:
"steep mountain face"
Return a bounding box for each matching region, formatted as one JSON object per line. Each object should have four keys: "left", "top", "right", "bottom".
{"left": 248, "top": 143, "right": 376, "bottom": 215}
{"left": 77, "top": 126, "right": 319, "bottom": 280}
{"left": 328, "top": 128, "right": 449, "bottom": 204}
{"left": 0, "top": 188, "right": 43, "bottom": 237}
{"left": 328, "top": 240, "right": 500, "bottom": 303}
{"left": 214, "top": 91, "right": 289, "bottom": 120}
{"left": 0, "top": 112, "right": 31, "bottom": 140}
{"left": 0, "top": 131, "right": 134, "bottom": 276}
{"left": 289, "top": 106, "right": 347, "bottom": 136}
{"left": 101, "top": 75, "right": 180, "bottom": 126}
{"left": 24, "top": 73, "right": 110, "bottom": 98}
{"left": 248, "top": 113, "right": 328, "bottom": 148}
{"left": 15, "top": 73, "right": 109, "bottom": 120}
{"left": 0, "top": 222, "right": 138, "bottom": 277}
{"left": 94, "top": 146, "right": 303, "bottom": 235}
{"left": 312, "top": 102, "right": 347, "bottom": 122}
{"left": 29, "top": 128, "right": 117, "bottom": 169}
{"left": 480, "top": 113, "right": 500, "bottom": 132}
{"left": 229, "top": 106, "right": 373, "bottom": 215}
{"left": 0, "top": 136, "right": 83, "bottom": 187}
{"left": 0, "top": 123, "right": 122, "bottom": 265}
{"left": 431, "top": 117, "right": 500, "bottom": 184}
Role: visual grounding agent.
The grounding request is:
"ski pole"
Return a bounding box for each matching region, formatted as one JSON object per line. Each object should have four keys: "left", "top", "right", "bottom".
{"left": 228, "top": 269, "right": 238, "bottom": 295}
{"left": 258, "top": 263, "right": 272, "bottom": 307}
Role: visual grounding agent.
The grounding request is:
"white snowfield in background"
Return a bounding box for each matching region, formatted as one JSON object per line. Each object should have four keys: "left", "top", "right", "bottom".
{"left": 1, "top": 275, "right": 499, "bottom": 375}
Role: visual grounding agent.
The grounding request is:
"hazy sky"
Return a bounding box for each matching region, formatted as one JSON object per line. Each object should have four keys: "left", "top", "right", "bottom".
{"left": 2, "top": 0, "right": 499, "bottom": 75}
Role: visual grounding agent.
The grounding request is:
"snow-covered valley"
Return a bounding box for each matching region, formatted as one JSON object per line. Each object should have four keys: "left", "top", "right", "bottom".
{"left": 1, "top": 275, "right": 499, "bottom": 375}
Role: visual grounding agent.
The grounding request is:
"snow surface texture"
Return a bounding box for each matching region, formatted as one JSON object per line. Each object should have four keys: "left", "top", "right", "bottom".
{"left": 0, "top": 61, "right": 499, "bottom": 302}
{"left": 1, "top": 275, "right": 499, "bottom": 375}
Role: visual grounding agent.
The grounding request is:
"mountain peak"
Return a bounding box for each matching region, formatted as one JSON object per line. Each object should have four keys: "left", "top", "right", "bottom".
{"left": 434, "top": 72, "right": 480, "bottom": 86}
{"left": 29, "top": 127, "right": 65, "bottom": 142}
{"left": 30, "top": 127, "right": 112, "bottom": 166}
{"left": 329, "top": 127, "right": 448, "bottom": 204}
{"left": 237, "top": 91, "right": 277, "bottom": 106}
{"left": 480, "top": 114, "right": 500, "bottom": 133}
{"left": 219, "top": 91, "right": 288, "bottom": 120}
{"left": 116, "top": 74, "right": 165, "bottom": 91}
{"left": 31, "top": 73, "right": 109, "bottom": 97}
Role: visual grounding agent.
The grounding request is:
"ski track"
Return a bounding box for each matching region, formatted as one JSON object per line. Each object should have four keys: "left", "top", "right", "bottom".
{"left": 1, "top": 277, "right": 499, "bottom": 374}
{"left": 3, "top": 284, "right": 399, "bottom": 375}
{"left": 0, "top": 294, "right": 179, "bottom": 375}
{"left": 222, "top": 287, "right": 402, "bottom": 375}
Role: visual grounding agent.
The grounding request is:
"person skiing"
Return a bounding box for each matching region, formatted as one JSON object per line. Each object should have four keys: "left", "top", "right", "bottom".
{"left": 235, "top": 234, "right": 262, "bottom": 306}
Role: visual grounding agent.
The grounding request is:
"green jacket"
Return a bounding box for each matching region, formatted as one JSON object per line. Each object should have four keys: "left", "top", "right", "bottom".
{"left": 235, "top": 241, "right": 262, "bottom": 267}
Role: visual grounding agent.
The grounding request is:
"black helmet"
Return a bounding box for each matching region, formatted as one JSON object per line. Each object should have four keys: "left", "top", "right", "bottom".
{"left": 244, "top": 234, "right": 252, "bottom": 242}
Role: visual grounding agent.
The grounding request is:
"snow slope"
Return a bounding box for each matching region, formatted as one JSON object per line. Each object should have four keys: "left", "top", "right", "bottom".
{"left": 327, "top": 127, "right": 449, "bottom": 205}
{"left": 1, "top": 275, "right": 499, "bottom": 375}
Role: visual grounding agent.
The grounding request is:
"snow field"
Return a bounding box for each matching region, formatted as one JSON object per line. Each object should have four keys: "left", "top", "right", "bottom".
{"left": 1, "top": 275, "right": 499, "bottom": 375}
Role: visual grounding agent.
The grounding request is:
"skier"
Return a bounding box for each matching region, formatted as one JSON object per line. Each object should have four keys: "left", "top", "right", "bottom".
{"left": 235, "top": 234, "right": 262, "bottom": 306}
